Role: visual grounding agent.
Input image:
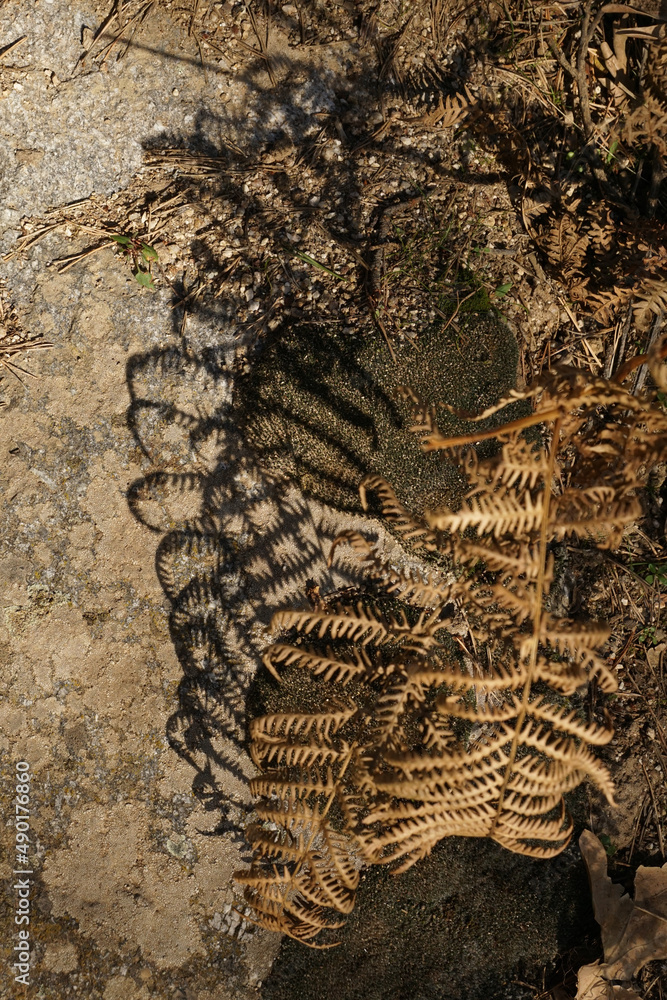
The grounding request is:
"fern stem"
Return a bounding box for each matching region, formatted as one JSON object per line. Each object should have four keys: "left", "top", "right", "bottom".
{"left": 421, "top": 407, "right": 561, "bottom": 450}
{"left": 489, "top": 418, "right": 562, "bottom": 838}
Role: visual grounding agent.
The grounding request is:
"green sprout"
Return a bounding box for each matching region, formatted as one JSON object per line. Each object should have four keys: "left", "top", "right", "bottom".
{"left": 645, "top": 563, "right": 667, "bottom": 587}
{"left": 631, "top": 561, "right": 667, "bottom": 589}
{"left": 598, "top": 834, "right": 618, "bottom": 858}
{"left": 110, "top": 234, "right": 159, "bottom": 290}
{"left": 637, "top": 625, "right": 663, "bottom": 647}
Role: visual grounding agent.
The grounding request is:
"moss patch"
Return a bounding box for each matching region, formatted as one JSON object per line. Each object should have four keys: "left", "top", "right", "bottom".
{"left": 234, "top": 313, "right": 521, "bottom": 515}
{"left": 261, "top": 836, "right": 599, "bottom": 1000}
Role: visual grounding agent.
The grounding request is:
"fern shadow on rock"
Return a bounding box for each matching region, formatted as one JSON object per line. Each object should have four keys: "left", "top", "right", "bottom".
{"left": 124, "top": 300, "right": 592, "bottom": 994}
{"left": 124, "top": 337, "right": 418, "bottom": 845}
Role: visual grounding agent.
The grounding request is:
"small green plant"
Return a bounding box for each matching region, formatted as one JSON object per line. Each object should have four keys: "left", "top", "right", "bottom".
{"left": 286, "top": 247, "right": 348, "bottom": 282}
{"left": 604, "top": 139, "right": 620, "bottom": 166}
{"left": 631, "top": 561, "right": 667, "bottom": 589}
{"left": 645, "top": 563, "right": 667, "bottom": 587}
{"left": 636, "top": 625, "right": 664, "bottom": 647}
{"left": 598, "top": 833, "right": 618, "bottom": 858}
{"left": 110, "top": 233, "right": 159, "bottom": 289}
{"left": 492, "top": 281, "right": 512, "bottom": 300}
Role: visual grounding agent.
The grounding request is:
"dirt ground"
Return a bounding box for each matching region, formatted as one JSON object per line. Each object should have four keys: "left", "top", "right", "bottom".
{"left": 0, "top": 1, "right": 666, "bottom": 999}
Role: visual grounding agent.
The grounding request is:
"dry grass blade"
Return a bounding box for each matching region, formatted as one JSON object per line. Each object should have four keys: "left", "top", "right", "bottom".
{"left": 238, "top": 2, "right": 276, "bottom": 86}
{"left": 2, "top": 223, "right": 63, "bottom": 260}
{"left": 0, "top": 337, "right": 53, "bottom": 386}
{"left": 377, "top": 14, "right": 413, "bottom": 84}
{"left": 0, "top": 36, "right": 26, "bottom": 60}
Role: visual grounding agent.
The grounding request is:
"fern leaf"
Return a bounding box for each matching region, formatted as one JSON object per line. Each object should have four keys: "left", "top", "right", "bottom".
{"left": 250, "top": 766, "right": 337, "bottom": 801}
{"left": 263, "top": 642, "right": 370, "bottom": 685}
{"left": 426, "top": 489, "right": 544, "bottom": 538}
{"left": 320, "top": 827, "right": 361, "bottom": 892}
{"left": 240, "top": 355, "right": 667, "bottom": 942}
{"left": 272, "top": 604, "right": 392, "bottom": 645}
{"left": 255, "top": 742, "right": 352, "bottom": 768}
{"left": 250, "top": 704, "right": 357, "bottom": 746}
{"left": 526, "top": 695, "right": 612, "bottom": 745}
{"left": 360, "top": 475, "right": 439, "bottom": 550}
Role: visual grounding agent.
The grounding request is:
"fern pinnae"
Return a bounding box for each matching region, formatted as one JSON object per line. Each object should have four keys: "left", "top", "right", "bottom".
{"left": 327, "top": 529, "right": 374, "bottom": 565}
{"left": 483, "top": 414, "right": 562, "bottom": 844}
{"left": 416, "top": 406, "right": 561, "bottom": 454}
{"left": 437, "top": 688, "right": 518, "bottom": 721}
{"left": 380, "top": 744, "right": 513, "bottom": 785}
{"left": 258, "top": 743, "right": 352, "bottom": 769}
{"left": 426, "top": 489, "right": 544, "bottom": 539}
{"left": 329, "top": 530, "right": 454, "bottom": 609}
{"left": 524, "top": 696, "right": 612, "bottom": 745}
{"left": 539, "top": 616, "right": 610, "bottom": 653}
{"left": 250, "top": 704, "right": 356, "bottom": 746}
{"left": 456, "top": 540, "right": 542, "bottom": 579}
{"left": 271, "top": 604, "right": 390, "bottom": 645}
{"left": 237, "top": 734, "right": 361, "bottom": 946}
{"left": 240, "top": 355, "right": 667, "bottom": 941}
{"left": 501, "top": 790, "right": 564, "bottom": 816}
{"left": 359, "top": 475, "right": 439, "bottom": 550}
{"left": 250, "top": 765, "right": 337, "bottom": 801}
{"left": 370, "top": 775, "right": 505, "bottom": 813}
{"left": 263, "top": 643, "right": 370, "bottom": 685}
{"left": 494, "top": 808, "right": 571, "bottom": 842}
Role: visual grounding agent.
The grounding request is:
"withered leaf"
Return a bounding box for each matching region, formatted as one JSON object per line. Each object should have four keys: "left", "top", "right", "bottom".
{"left": 576, "top": 961, "right": 641, "bottom": 999}
{"left": 579, "top": 829, "right": 667, "bottom": 981}
{"left": 238, "top": 354, "right": 667, "bottom": 945}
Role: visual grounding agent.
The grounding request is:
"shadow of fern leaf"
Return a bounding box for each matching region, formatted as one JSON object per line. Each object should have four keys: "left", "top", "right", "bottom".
{"left": 125, "top": 336, "right": 415, "bottom": 852}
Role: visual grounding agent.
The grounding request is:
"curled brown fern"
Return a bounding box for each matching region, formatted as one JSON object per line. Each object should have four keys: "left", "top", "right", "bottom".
{"left": 236, "top": 337, "right": 667, "bottom": 944}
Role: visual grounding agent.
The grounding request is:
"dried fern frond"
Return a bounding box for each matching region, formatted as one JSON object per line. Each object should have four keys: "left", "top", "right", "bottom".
{"left": 329, "top": 529, "right": 455, "bottom": 608}
{"left": 359, "top": 475, "right": 440, "bottom": 551}
{"left": 538, "top": 209, "right": 590, "bottom": 280}
{"left": 262, "top": 642, "right": 371, "bottom": 687}
{"left": 237, "top": 732, "right": 364, "bottom": 945}
{"left": 238, "top": 355, "right": 667, "bottom": 944}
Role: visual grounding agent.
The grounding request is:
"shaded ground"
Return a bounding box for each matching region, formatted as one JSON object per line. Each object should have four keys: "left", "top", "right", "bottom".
{"left": 262, "top": 837, "right": 599, "bottom": 1000}
{"left": 0, "top": 1, "right": 666, "bottom": 999}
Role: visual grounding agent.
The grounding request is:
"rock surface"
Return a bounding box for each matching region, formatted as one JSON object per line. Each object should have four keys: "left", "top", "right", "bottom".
{"left": 0, "top": 2, "right": 600, "bottom": 999}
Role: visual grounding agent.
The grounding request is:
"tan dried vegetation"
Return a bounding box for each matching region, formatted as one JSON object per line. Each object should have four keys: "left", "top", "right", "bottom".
{"left": 486, "top": 0, "right": 667, "bottom": 342}
{"left": 371, "top": 0, "right": 667, "bottom": 353}
{"left": 235, "top": 336, "right": 667, "bottom": 946}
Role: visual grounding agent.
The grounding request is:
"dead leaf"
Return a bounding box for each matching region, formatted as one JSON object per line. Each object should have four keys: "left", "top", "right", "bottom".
{"left": 579, "top": 830, "right": 667, "bottom": 980}
{"left": 576, "top": 963, "right": 614, "bottom": 1000}
{"left": 575, "top": 962, "right": 641, "bottom": 999}
{"left": 645, "top": 642, "right": 666, "bottom": 673}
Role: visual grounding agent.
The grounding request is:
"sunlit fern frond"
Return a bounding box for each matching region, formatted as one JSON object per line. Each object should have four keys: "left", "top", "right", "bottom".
{"left": 238, "top": 353, "right": 667, "bottom": 944}
{"left": 237, "top": 736, "right": 364, "bottom": 944}
{"left": 329, "top": 529, "right": 456, "bottom": 608}
{"left": 272, "top": 602, "right": 402, "bottom": 646}
{"left": 359, "top": 475, "right": 440, "bottom": 551}
{"left": 249, "top": 703, "right": 357, "bottom": 748}
{"left": 262, "top": 642, "right": 372, "bottom": 685}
